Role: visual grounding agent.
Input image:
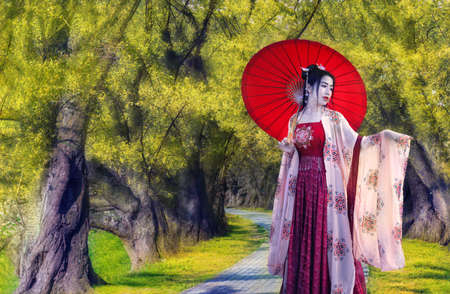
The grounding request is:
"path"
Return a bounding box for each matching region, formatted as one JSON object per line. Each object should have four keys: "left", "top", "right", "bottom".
{"left": 181, "top": 208, "right": 282, "bottom": 294}
{"left": 181, "top": 208, "right": 369, "bottom": 294}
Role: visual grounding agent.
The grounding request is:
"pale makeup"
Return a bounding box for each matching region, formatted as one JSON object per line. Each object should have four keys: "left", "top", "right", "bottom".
{"left": 316, "top": 75, "right": 334, "bottom": 106}
{"left": 297, "top": 75, "right": 334, "bottom": 123}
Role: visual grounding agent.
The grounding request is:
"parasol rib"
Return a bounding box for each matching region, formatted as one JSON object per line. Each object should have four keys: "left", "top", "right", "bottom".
{"left": 252, "top": 99, "right": 293, "bottom": 121}
{"left": 281, "top": 43, "right": 301, "bottom": 78}
{"left": 267, "top": 46, "right": 297, "bottom": 80}
{"left": 258, "top": 53, "right": 295, "bottom": 82}
{"left": 322, "top": 50, "right": 336, "bottom": 68}
{"left": 250, "top": 96, "right": 292, "bottom": 111}
{"left": 249, "top": 63, "right": 291, "bottom": 83}
{"left": 244, "top": 72, "right": 290, "bottom": 86}
{"left": 314, "top": 44, "right": 323, "bottom": 64}
{"left": 245, "top": 91, "right": 288, "bottom": 98}
{"left": 334, "top": 69, "right": 358, "bottom": 79}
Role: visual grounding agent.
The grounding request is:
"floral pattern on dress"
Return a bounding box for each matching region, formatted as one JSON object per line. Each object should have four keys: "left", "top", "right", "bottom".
{"left": 325, "top": 109, "right": 340, "bottom": 124}
{"left": 334, "top": 191, "right": 346, "bottom": 215}
{"left": 332, "top": 284, "right": 344, "bottom": 294}
{"left": 295, "top": 125, "right": 314, "bottom": 149}
{"left": 360, "top": 212, "right": 377, "bottom": 235}
{"left": 287, "top": 175, "right": 297, "bottom": 197}
{"left": 333, "top": 238, "right": 349, "bottom": 260}
{"left": 399, "top": 202, "right": 403, "bottom": 216}
{"left": 287, "top": 149, "right": 295, "bottom": 161}
{"left": 402, "top": 159, "right": 408, "bottom": 175}
{"left": 376, "top": 194, "right": 384, "bottom": 215}
{"left": 324, "top": 139, "right": 339, "bottom": 163}
{"left": 343, "top": 147, "right": 352, "bottom": 168}
{"left": 281, "top": 220, "right": 291, "bottom": 240}
{"left": 359, "top": 255, "right": 370, "bottom": 264}
{"left": 367, "top": 134, "right": 381, "bottom": 145}
{"left": 364, "top": 169, "right": 378, "bottom": 191}
{"left": 275, "top": 179, "right": 282, "bottom": 199}
{"left": 393, "top": 178, "right": 403, "bottom": 200}
{"left": 393, "top": 223, "right": 402, "bottom": 243}
{"left": 327, "top": 185, "right": 333, "bottom": 207}
{"left": 327, "top": 231, "right": 333, "bottom": 252}
{"left": 395, "top": 136, "right": 410, "bottom": 156}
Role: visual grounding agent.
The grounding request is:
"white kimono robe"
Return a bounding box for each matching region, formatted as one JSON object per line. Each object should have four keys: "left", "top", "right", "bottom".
{"left": 268, "top": 108, "right": 411, "bottom": 294}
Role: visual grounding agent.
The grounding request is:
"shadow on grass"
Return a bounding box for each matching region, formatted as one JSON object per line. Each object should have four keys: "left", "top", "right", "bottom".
{"left": 223, "top": 221, "right": 267, "bottom": 247}
{"left": 188, "top": 285, "right": 240, "bottom": 293}
{"left": 367, "top": 282, "right": 434, "bottom": 294}
{"left": 224, "top": 224, "right": 250, "bottom": 236}
{"left": 92, "top": 214, "right": 269, "bottom": 292}
{"left": 391, "top": 287, "right": 432, "bottom": 294}
{"left": 94, "top": 272, "right": 200, "bottom": 289}
{"left": 409, "top": 263, "right": 450, "bottom": 280}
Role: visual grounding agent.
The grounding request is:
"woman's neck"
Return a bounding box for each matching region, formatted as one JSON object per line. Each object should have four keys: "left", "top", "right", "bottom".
{"left": 303, "top": 103, "right": 319, "bottom": 114}
{"left": 298, "top": 99, "right": 323, "bottom": 123}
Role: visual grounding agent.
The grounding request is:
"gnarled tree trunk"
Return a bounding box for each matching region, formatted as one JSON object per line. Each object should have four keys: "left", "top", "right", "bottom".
{"left": 88, "top": 158, "right": 222, "bottom": 271}
{"left": 403, "top": 142, "right": 449, "bottom": 245}
{"left": 15, "top": 100, "right": 104, "bottom": 294}
{"left": 176, "top": 160, "right": 218, "bottom": 243}
{"left": 88, "top": 161, "right": 181, "bottom": 270}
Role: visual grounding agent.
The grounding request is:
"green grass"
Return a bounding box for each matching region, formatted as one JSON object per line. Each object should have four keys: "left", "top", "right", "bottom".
{"left": 89, "top": 213, "right": 267, "bottom": 294}
{"left": 367, "top": 239, "right": 450, "bottom": 294}
{"left": 229, "top": 206, "right": 272, "bottom": 215}
{"left": 0, "top": 215, "right": 448, "bottom": 294}
{"left": 0, "top": 251, "right": 18, "bottom": 294}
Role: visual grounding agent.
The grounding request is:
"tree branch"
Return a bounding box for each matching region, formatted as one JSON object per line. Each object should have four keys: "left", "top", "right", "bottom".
{"left": 146, "top": 104, "right": 186, "bottom": 184}
{"left": 292, "top": 0, "right": 322, "bottom": 39}
{"left": 174, "top": 0, "right": 217, "bottom": 80}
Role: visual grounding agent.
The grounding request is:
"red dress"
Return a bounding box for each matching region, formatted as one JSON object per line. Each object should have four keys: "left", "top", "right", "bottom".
{"left": 281, "top": 122, "right": 366, "bottom": 294}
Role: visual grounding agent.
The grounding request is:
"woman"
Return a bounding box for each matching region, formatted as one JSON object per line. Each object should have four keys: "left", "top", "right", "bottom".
{"left": 268, "top": 65, "right": 411, "bottom": 294}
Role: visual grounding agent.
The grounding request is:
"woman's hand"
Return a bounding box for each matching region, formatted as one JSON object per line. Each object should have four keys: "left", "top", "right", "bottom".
{"left": 278, "top": 137, "right": 295, "bottom": 153}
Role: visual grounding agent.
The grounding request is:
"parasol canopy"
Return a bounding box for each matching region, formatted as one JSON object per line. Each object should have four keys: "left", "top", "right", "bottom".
{"left": 241, "top": 39, "right": 367, "bottom": 141}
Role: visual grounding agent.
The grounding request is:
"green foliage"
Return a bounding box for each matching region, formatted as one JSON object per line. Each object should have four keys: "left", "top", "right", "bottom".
{"left": 0, "top": 0, "right": 447, "bottom": 270}
{"left": 306, "top": 0, "right": 449, "bottom": 177}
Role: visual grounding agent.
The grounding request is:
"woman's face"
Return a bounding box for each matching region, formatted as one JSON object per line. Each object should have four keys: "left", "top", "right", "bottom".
{"left": 316, "top": 75, "right": 334, "bottom": 106}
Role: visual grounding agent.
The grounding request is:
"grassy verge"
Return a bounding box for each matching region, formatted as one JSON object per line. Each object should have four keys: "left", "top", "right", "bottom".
{"left": 89, "top": 213, "right": 267, "bottom": 294}
{"left": 228, "top": 206, "right": 272, "bottom": 215}
{"left": 367, "top": 238, "right": 450, "bottom": 294}
{"left": 1, "top": 214, "right": 448, "bottom": 294}
{"left": 0, "top": 251, "right": 18, "bottom": 294}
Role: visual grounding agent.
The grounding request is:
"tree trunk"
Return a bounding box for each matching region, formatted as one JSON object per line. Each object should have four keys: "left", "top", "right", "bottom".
{"left": 87, "top": 125, "right": 225, "bottom": 270}
{"left": 176, "top": 148, "right": 219, "bottom": 243}
{"left": 88, "top": 161, "right": 182, "bottom": 270}
{"left": 15, "top": 100, "right": 104, "bottom": 294}
{"left": 403, "top": 142, "right": 449, "bottom": 245}
{"left": 176, "top": 166, "right": 217, "bottom": 242}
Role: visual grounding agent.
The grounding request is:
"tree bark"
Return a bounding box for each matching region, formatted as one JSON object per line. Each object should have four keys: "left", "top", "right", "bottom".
{"left": 176, "top": 161, "right": 218, "bottom": 243}
{"left": 403, "top": 142, "right": 449, "bottom": 245}
{"left": 15, "top": 100, "right": 104, "bottom": 294}
{"left": 88, "top": 161, "right": 181, "bottom": 270}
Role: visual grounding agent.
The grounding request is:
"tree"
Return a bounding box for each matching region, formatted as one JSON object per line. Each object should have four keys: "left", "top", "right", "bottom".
{"left": 0, "top": 0, "right": 144, "bottom": 292}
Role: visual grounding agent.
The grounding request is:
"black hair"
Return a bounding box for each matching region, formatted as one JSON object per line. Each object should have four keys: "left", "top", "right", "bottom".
{"left": 301, "top": 64, "right": 335, "bottom": 108}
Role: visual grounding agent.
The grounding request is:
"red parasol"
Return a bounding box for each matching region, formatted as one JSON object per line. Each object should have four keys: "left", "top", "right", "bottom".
{"left": 241, "top": 39, "right": 367, "bottom": 141}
